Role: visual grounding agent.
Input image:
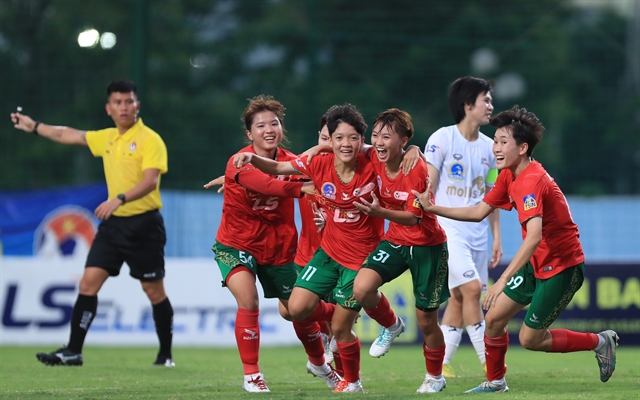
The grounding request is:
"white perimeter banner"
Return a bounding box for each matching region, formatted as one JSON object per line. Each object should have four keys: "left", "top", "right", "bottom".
{"left": 0, "top": 257, "right": 297, "bottom": 347}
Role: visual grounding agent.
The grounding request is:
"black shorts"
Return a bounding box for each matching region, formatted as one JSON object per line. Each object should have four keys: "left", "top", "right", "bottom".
{"left": 86, "top": 210, "right": 166, "bottom": 281}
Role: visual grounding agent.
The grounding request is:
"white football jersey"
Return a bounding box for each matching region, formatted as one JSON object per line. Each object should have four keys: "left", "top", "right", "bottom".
{"left": 425, "top": 125, "right": 497, "bottom": 250}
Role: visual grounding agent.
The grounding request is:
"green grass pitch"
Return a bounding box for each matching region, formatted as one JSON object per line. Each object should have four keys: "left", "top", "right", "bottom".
{"left": 1, "top": 345, "right": 638, "bottom": 399}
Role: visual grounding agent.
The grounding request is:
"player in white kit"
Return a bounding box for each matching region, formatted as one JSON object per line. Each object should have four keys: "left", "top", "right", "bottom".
{"left": 424, "top": 77, "right": 502, "bottom": 377}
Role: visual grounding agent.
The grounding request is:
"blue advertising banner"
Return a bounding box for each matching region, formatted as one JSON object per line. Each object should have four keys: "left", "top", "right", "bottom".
{"left": 0, "top": 184, "right": 106, "bottom": 256}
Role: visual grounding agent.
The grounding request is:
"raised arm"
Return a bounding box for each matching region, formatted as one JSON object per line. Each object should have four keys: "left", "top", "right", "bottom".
{"left": 11, "top": 112, "right": 87, "bottom": 146}
{"left": 233, "top": 152, "right": 301, "bottom": 176}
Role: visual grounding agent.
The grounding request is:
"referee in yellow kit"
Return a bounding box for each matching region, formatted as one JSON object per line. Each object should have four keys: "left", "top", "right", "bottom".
{"left": 10, "top": 79, "right": 175, "bottom": 367}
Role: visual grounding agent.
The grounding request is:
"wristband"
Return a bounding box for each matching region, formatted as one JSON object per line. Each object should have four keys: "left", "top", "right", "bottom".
{"left": 117, "top": 194, "right": 127, "bottom": 204}
{"left": 33, "top": 121, "right": 41, "bottom": 135}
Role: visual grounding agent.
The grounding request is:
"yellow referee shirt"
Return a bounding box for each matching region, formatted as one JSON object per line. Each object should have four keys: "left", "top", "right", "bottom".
{"left": 86, "top": 118, "right": 168, "bottom": 217}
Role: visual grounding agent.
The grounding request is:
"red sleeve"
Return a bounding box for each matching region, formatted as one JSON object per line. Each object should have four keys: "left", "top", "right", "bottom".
{"left": 514, "top": 176, "right": 546, "bottom": 224}
{"left": 405, "top": 162, "right": 427, "bottom": 218}
{"left": 483, "top": 170, "right": 513, "bottom": 210}
{"left": 236, "top": 168, "right": 304, "bottom": 198}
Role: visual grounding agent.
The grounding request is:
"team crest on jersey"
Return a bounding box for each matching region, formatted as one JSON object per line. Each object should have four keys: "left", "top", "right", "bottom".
{"left": 393, "top": 191, "right": 409, "bottom": 201}
{"left": 295, "top": 159, "right": 306, "bottom": 170}
{"left": 321, "top": 182, "right": 336, "bottom": 199}
{"left": 523, "top": 194, "right": 537, "bottom": 211}
{"left": 448, "top": 161, "right": 465, "bottom": 180}
{"left": 129, "top": 142, "right": 137, "bottom": 151}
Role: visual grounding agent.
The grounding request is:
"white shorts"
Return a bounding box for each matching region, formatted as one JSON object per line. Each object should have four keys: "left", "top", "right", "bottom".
{"left": 446, "top": 240, "right": 489, "bottom": 292}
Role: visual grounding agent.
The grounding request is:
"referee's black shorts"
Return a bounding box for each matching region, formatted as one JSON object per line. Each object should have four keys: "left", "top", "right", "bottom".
{"left": 86, "top": 210, "right": 166, "bottom": 281}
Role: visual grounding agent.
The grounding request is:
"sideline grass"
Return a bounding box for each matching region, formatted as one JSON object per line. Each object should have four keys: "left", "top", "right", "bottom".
{"left": 1, "top": 345, "right": 638, "bottom": 399}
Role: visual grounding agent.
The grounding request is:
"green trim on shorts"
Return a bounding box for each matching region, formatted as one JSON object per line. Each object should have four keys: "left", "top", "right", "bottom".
{"left": 213, "top": 241, "right": 297, "bottom": 300}
{"left": 503, "top": 262, "right": 585, "bottom": 329}
{"left": 363, "top": 240, "right": 450, "bottom": 310}
{"left": 295, "top": 247, "right": 361, "bottom": 311}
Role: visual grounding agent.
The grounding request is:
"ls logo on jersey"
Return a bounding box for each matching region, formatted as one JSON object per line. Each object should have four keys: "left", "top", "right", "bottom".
{"left": 321, "top": 182, "right": 336, "bottom": 199}
{"left": 448, "top": 162, "right": 465, "bottom": 180}
{"left": 426, "top": 144, "right": 439, "bottom": 153}
{"left": 523, "top": 194, "right": 538, "bottom": 211}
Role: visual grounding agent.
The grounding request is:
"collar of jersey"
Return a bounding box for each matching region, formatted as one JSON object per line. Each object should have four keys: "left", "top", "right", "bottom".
{"left": 113, "top": 118, "right": 144, "bottom": 141}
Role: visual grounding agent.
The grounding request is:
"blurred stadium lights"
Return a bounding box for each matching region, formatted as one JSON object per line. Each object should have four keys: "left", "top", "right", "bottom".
{"left": 100, "top": 32, "right": 117, "bottom": 49}
{"left": 471, "top": 47, "right": 499, "bottom": 75}
{"left": 77, "top": 29, "right": 99, "bottom": 48}
{"left": 493, "top": 72, "right": 527, "bottom": 101}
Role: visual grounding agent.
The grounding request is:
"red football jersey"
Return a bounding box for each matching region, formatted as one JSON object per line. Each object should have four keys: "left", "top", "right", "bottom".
{"left": 369, "top": 152, "right": 447, "bottom": 246}
{"left": 216, "top": 145, "right": 300, "bottom": 266}
{"left": 295, "top": 194, "right": 323, "bottom": 267}
{"left": 291, "top": 153, "right": 384, "bottom": 270}
{"left": 483, "top": 161, "right": 584, "bottom": 279}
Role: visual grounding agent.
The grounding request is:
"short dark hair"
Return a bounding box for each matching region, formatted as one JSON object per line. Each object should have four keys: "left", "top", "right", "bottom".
{"left": 325, "top": 104, "right": 368, "bottom": 136}
{"left": 448, "top": 76, "right": 492, "bottom": 123}
{"left": 373, "top": 108, "right": 414, "bottom": 140}
{"left": 490, "top": 105, "right": 545, "bottom": 157}
{"left": 107, "top": 79, "right": 137, "bottom": 97}
{"left": 320, "top": 105, "right": 340, "bottom": 130}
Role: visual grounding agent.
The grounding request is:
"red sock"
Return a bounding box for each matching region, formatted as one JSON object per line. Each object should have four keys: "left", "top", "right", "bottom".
{"left": 336, "top": 339, "right": 361, "bottom": 383}
{"left": 307, "top": 301, "right": 336, "bottom": 322}
{"left": 485, "top": 331, "right": 509, "bottom": 381}
{"left": 548, "top": 329, "right": 599, "bottom": 353}
{"left": 363, "top": 293, "right": 397, "bottom": 328}
{"left": 423, "top": 343, "right": 445, "bottom": 377}
{"left": 235, "top": 308, "right": 260, "bottom": 375}
{"left": 320, "top": 322, "right": 330, "bottom": 336}
{"left": 333, "top": 351, "right": 344, "bottom": 376}
{"left": 293, "top": 320, "right": 325, "bottom": 366}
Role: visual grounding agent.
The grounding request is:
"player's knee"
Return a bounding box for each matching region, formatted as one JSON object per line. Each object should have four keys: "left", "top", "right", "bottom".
{"left": 279, "top": 303, "right": 292, "bottom": 321}
{"left": 518, "top": 329, "right": 545, "bottom": 351}
{"left": 288, "top": 304, "right": 312, "bottom": 322}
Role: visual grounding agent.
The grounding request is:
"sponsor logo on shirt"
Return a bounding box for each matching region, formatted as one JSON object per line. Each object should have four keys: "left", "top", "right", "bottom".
{"left": 355, "top": 182, "right": 376, "bottom": 197}
{"left": 426, "top": 144, "right": 439, "bottom": 153}
{"left": 322, "top": 182, "right": 336, "bottom": 199}
{"left": 129, "top": 142, "right": 137, "bottom": 151}
{"left": 463, "top": 270, "right": 476, "bottom": 278}
{"left": 448, "top": 162, "right": 465, "bottom": 180}
{"left": 384, "top": 187, "right": 391, "bottom": 197}
{"left": 453, "top": 153, "right": 463, "bottom": 160}
{"left": 529, "top": 313, "right": 539, "bottom": 324}
{"left": 295, "top": 159, "right": 306, "bottom": 170}
{"left": 412, "top": 198, "right": 420, "bottom": 208}
{"left": 523, "top": 194, "right": 537, "bottom": 211}
{"left": 393, "top": 191, "right": 409, "bottom": 201}
{"left": 341, "top": 192, "right": 350, "bottom": 201}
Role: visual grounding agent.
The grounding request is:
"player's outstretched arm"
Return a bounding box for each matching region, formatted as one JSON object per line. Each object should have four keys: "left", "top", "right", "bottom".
{"left": 233, "top": 152, "right": 300, "bottom": 176}
{"left": 411, "top": 180, "right": 493, "bottom": 222}
{"left": 10, "top": 112, "right": 87, "bottom": 146}
{"left": 483, "top": 217, "right": 541, "bottom": 310}
{"left": 204, "top": 175, "right": 225, "bottom": 193}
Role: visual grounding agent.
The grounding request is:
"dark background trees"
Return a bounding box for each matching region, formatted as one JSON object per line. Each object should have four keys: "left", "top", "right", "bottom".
{"left": 1, "top": 0, "right": 638, "bottom": 194}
